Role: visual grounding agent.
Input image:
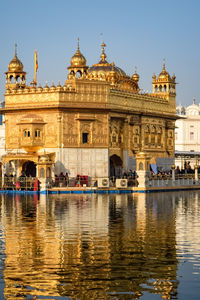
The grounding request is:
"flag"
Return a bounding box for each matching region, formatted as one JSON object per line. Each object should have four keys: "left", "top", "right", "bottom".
{"left": 35, "top": 50, "right": 38, "bottom": 83}
{"left": 35, "top": 50, "right": 38, "bottom": 72}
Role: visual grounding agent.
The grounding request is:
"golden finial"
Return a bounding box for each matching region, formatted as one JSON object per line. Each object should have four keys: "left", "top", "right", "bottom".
{"left": 15, "top": 43, "right": 17, "bottom": 57}
{"left": 193, "top": 97, "right": 195, "bottom": 104}
{"left": 111, "top": 62, "right": 115, "bottom": 71}
{"left": 100, "top": 41, "right": 107, "bottom": 62}
{"left": 134, "top": 66, "right": 137, "bottom": 74}
{"left": 163, "top": 58, "right": 166, "bottom": 71}
{"left": 132, "top": 66, "right": 140, "bottom": 82}
{"left": 75, "top": 37, "right": 81, "bottom": 54}
{"left": 77, "top": 37, "right": 80, "bottom": 50}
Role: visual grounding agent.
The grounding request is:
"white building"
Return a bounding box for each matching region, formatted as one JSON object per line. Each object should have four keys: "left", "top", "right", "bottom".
{"left": 175, "top": 98, "right": 200, "bottom": 169}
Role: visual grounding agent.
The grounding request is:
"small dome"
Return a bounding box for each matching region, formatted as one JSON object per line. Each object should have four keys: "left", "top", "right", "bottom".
{"left": 70, "top": 39, "right": 86, "bottom": 67}
{"left": 185, "top": 97, "right": 200, "bottom": 117}
{"left": 176, "top": 104, "right": 185, "bottom": 115}
{"left": 8, "top": 45, "right": 24, "bottom": 72}
{"left": 158, "top": 60, "right": 171, "bottom": 80}
{"left": 132, "top": 67, "right": 140, "bottom": 82}
{"left": 152, "top": 73, "right": 156, "bottom": 80}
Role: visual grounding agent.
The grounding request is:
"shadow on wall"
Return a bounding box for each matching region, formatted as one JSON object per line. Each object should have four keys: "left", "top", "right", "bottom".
{"left": 54, "top": 161, "right": 70, "bottom": 176}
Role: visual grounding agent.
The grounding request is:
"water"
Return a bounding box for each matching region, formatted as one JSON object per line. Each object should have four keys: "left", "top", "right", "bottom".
{"left": 0, "top": 191, "right": 200, "bottom": 299}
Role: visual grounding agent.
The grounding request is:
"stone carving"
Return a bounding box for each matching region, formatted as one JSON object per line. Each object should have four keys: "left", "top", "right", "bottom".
{"left": 110, "top": 119, "right": 124, "bottom": 148}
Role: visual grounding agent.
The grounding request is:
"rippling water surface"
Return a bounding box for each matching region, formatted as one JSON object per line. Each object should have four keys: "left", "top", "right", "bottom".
{"left": 0, "top": 191, "right": 200, "bottom": 299}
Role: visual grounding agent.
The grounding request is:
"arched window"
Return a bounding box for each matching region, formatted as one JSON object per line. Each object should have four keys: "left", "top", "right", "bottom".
{"left": 40, "top": 168, "right": 45, "bottom": 178}
{"left": 159, "top": 85, "right": 162, "bottom": 92}
{"left": 9, "top": 75, "right": 14, "bottom": 83}
{"left": 16, "top": 75, "right": 20, "bottom": 83}
{"left": 154, "top": 85, "right": 158, "bottom": 92}
{"left": 47, "top": 167, "right": 51, "bottom": 178}
{"left": 76, "top": 71, "right": 82, "bottom": 78}
{"left": 35, "top": 129, "right": 40, "bottom": 138}
{"left": 24, "top": 130, "right": 30, "bottom": 137}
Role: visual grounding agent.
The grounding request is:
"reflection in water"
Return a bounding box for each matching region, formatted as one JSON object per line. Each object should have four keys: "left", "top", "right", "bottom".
{"left": 0, "top": 191, "right": 199, "bottom": 299}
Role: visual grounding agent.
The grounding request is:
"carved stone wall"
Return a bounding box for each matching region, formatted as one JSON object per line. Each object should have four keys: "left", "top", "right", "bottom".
{"left": 5, "top": 110, "right": 60, "bottom": 150}
{"left": 109, "top": 118, "right": 124, "bottom": 149}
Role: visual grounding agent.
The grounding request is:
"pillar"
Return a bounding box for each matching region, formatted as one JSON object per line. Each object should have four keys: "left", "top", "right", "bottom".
{"left": 38, "top": 155, "right": 53, "bottom": 192}
{"left": 194, "top": 165, "right": 198, "bottom": 182}
{"left": 171, "top": 164, "right": 175, "bottom": 181}
{"left": 136, "top": 152, "right": 151, "bottom": 188}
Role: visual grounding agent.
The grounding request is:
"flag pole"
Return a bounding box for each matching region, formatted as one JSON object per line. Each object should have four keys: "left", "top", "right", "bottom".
{"left": 35, "top": 50, "right": 38, "bottom": 86}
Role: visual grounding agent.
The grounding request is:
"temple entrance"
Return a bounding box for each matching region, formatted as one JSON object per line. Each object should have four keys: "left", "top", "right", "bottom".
{"left": 110, "top": 155, "right": 123, "bottom": 177}
{"left": 22, "top": 161, "right": 37, "bottom": 177}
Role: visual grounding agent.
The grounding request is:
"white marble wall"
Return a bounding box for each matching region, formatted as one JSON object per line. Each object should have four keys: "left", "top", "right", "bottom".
{"left": 43, "top": 148, "right": 109, "bottom": 177}
{"left": 175, "top": 102, "right": 200, "bottom": 152}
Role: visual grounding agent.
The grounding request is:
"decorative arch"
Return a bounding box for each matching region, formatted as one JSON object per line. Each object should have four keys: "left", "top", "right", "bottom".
{"left": 76, "top": 70, "right": 82, "bottom": 78}
{"left": 22, "top": 161, "right": 36, "bottom": 177}
{"left": 110, "top": 154, "right": 123, "bottom": 177}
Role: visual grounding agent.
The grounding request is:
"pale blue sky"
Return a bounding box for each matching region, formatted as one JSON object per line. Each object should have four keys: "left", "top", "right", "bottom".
{"left": 0, "top": 0, "right": 200, "bottom": 106}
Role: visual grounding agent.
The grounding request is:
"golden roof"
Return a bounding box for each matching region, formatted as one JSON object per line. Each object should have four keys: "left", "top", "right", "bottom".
{"left": 88, "top": 42, "right": 126, "bottom": 77}
{"left": 87, "top": 42, "right": 139, "bottom": 92}
{"left": 8, "top": 44, "right": 24, "bottom": 72}
{"left": 70, "top": 38, "right": 87, "bottom": 67}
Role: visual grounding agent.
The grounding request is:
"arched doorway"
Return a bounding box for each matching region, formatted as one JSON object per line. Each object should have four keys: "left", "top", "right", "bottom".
{"left": 110, "top": 155, "right": 123, "bottom": 177}
{"left": 22, "top": 161, "right": 36, "bottom": 177}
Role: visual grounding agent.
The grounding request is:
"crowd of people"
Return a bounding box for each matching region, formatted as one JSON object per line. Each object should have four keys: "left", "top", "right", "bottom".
{"left": 54, "top": 172, "right": 69, "bottom": 187}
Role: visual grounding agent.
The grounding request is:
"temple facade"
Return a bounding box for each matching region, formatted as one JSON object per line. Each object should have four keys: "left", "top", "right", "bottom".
{"left": 1, "top": 41, "right": 177, "bottom": 179}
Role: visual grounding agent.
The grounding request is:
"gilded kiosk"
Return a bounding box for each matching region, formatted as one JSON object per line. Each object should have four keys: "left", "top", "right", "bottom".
{"left": 1, "top": 42, "right": 177, "bottom": 179}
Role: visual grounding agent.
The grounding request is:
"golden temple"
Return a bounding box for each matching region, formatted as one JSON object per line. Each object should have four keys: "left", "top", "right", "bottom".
{"left": 1, "top": 40, "right": 177, "bottom": 179}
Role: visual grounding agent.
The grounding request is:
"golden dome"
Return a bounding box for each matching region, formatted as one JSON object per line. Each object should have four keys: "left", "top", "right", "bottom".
{"left": 70, "top": 38, "right": 86, "bottom": 67}
{"left": 158, "top": 59, "right": 171, "bottom": 80}
{"left": 132, "top": 67, "right": 140, "bottom": 82}
{"left": 88, "top": 42, "right": 126, "bottom": 78}
{"left": 8, "top": 44, "right": 24, "bottom": 72}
